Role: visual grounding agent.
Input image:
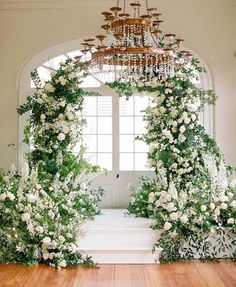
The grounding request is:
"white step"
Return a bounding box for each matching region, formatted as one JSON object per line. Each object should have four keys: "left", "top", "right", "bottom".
{"left": 78, "top": 209, "right": 162, "bottom": 264}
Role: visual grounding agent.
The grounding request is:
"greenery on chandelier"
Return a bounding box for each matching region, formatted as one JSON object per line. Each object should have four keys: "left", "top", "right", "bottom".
{"left": 111, "top": 57, "right": 236, "bottom": 262}
{"left": 0, "top": 59, "right": 104, "bottom": 268}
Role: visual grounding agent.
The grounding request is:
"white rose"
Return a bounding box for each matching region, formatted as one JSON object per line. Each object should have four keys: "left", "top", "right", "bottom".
{"left": 209, "top": 203, "right": 215, "bottom": 210}
{"left": 42, "top": 251, "right": 49, "bottom": 260}
{"left": 191, "top": 114, "right": 197, "bottom": 121}
{"left": 36, "top": 98, "right": 43, "bottom": 104}
{"left": 180, "top": 214, "right": 188, "bottom": 224}
{"left": 227, "top": 218, "right": 234, "bottom": 225}
{"left": 220, "top": 202, "right": 227, "bottom": 209}
{"left": 21, "top": 213, "right": 31, "bottom": 222}
{"left": 7, "top": 192, "right": 15, "bottom": 201}
{"left": 40, "top": 114, "right": 46, "bottom": 122}
{"left": 166, "top": 202, "right": 175, "bottom": 212}
{"left": 170, "top": 212, "right": 179, "bottom": 221}
{"left": 172, "top": 121, "right": 178, "bottom": 127}
{"left": 36, "top": 226, "right": 44, "bottom": 234}
{"left": 219, "top": 195, "right": 228, "bottom": 203}
{"left": 230, "top": 200, "right": 236, "bottom": 208}
{"left": 42, "top": 237, "right": 52, "bottom": 245}
{"left": 179, "top": 125, "right": 186, "bottom": 133}
{"left": 184, "top": 117, "right": 191, "bottom": 124}
{"left": 159, "top": 107, "right": 166, "bottom": 114}
{"left": 201, "top": 205, "right": 207, "bottom": 212}
{"left": 163, "top": 222, "right": 172, "bottom": 231}
{"left": 0, "top": 193, "right": 7, "bottom": 201}
{"left": 229, "top": 179, "right": 236, "bottom": 188}
{"left": 59, "top": 259, "right": 67, "bottom": 268}
{"left": 59, "top": 235, "right": 65, "bottom": 243}
{"left": 45, "top": 83, "right": 55, "bottom": 93}
{"left": 59, "top": 76, "right": 67, "bottom": 86}
{"left": 57, "top": 133, "right": 65, "bottom": 141}
{"left": 59, "top": 101, "right": 66, "bottom": 107}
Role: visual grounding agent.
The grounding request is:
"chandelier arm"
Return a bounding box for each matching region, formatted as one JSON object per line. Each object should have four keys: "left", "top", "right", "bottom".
{"left": 150, "top": 32, "right": 162, "bottom": 49}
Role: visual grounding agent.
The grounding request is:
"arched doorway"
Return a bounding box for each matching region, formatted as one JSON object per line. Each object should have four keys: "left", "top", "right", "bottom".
{"left": 17, "top": 39, "right": 214, "bottom": 208}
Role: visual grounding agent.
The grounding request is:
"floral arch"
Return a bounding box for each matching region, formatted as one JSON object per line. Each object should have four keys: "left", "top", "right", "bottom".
{"left": 0, "top": 39, "right": 234, "bottom": 268}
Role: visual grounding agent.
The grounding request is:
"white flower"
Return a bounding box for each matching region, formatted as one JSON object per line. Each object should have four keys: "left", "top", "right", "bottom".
{"left": 230, "top": 200, "right": 236, "bottom": 208}
{"left": 21, "top": 213, "right": 31, "bottom": 222}
{"left": 40, "top": 114, "right": 46, "bottom": 121}
{"left": 57, "top": 133, "right": 65, "bottom": 141}
{"left": 184, "top": 117, "right": 191, "bottom": 124}
{"left": 159, "top": 107, "right": 166, "bottom": 114}
{"left": 180, "top": 214, "right": 188, "bottom": 224}
{"left": 229, "top": 179, "right": 236, "bottom": 188}
{"left": 36, "top": 98, "right": 43, "bottom": 104}
{"left": 187, "top": 88, "right": 193, "bottom": 94}
{"left": 45, "top": 83, "right": 55, "bottom": 93}
{"left": 0, "top": 193, "right": 7, "bottom": 201}
{"left": 42, "top": 237, "right": 52, "bottom": 245}
{"left": 179, "top": 125, "right": 186, "bottom": 133}
{"left": 59, "top": 101, "right": 66, "bottom": 107}
{"left": 172, "top": 121, "right": 178, "bottom": 127}
{"left": 220, "top": 202, "right": 227, "bottom": 209}
{"left": 209, "top": 203, "right": 215, "bottom": 210}
{"left": 59, "top": 260, "right": 67, "bottom": 268}
{"left": 227, "top": 218, "right": 234, "bottom": 225}
{"left": 36, "top": 226, "right": 44, "bottom": 234}
{"left": 7, "top": 192, "right": 15, "bottom": 201}
{"left": 43, "top": 251, "right": 49, "bottom": 260}
{"left": 219, "top": 195, "right": 228, "bottom": 203}
{"left": 58, "top": 76, "right": 67, "bottom": 86}
{"left": 166, "top": 202, "right": 175, "bottom": 212}
{"left": 59, "top": 235, "right": 65, "bottom": 243}
{"left": 191, "top": 114, "right": 197, "bottom": 121}
{"left": 170, "top": 212, "right": 179, "bottom": 221}
{"left": 201, "top": 205, "right": 207, "bottom": 212}
{"left": 163, "top": 222, "right": 172, "bottom": 230}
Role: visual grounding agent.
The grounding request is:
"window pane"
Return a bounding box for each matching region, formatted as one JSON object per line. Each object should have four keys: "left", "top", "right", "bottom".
{"left": 43, "top": 55, "right": 68, "bottom": 69}
{"left": 83, "top": 135, "right": 97, "bottom": 152}
{"left": 73, "top": 142, "right": 82, "bottom": 153}
{"left": 98, "top": 97, "right": 112, "bottom": 116}
{"left": 83, "top": 97, "right": 97, "bottom": 116}
{"left": 80, "top": 76, "right": 101, "bottom": 88}
{"left": 135, "top": 153, "right": 149, "bottom": 171}
{"left": 98, "top": 135, "right": 112, "bottom": 152}
{"left": 135, "top": 96, "right": 149, "bottom": 116}
{"left": 120, "top": 153, "right": 134, "bottom": 171}
{"left": 83, "top": 117, "right": 97, "bottom": 134}
{"left": 98, "top": 153, "right": 112, "bottom": 170}
{"left": 98, "top": 117, "right": 112, "bottom": 134}
{"left": 135, "top": 140, "right": 149, "bottom": 152}
{"left": 120, "top": 117, "right": 134, "bottom": 134}
{"left": 84, "top": 153, "right": 97, "bottom": 166}
{"left": 135, "top": 117, "right": 146, "bottom": 134}
{"left": 120, "top": 135, "right": 134, "bottom": 152}
{"left": 120, "top": 97, "right": 134, "bottom": 116}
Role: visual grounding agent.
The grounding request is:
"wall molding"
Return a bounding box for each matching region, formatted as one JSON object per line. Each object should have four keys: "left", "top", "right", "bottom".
{"left": 0, "top": 0, "right": 235, "bottom": 10}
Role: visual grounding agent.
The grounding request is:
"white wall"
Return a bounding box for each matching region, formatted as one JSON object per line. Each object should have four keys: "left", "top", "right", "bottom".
{"left": 0, "top": 0, "right": 236, "bottom": 170}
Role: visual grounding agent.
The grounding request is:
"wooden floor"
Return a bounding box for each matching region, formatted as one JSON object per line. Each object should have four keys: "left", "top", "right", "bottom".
{"left": 0, "top": 260, "right": 235, "bottom": 287}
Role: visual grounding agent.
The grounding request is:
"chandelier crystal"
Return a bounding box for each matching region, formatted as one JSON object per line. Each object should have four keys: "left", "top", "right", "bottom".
{"left": 76, "top": 0, "right": 192, "bottom": 82}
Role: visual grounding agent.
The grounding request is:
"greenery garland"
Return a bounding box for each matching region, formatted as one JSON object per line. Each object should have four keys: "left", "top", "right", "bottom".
{"left": 0, "top": 59, "right": 104, "bottom": 268}
{"left": 109, "top": 57, "right": 236, "bottom": 262}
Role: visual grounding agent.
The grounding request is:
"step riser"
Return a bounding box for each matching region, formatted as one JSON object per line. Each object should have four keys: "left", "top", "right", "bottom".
{"left": 79, "top": 230, "right": 160, "bottom": 249}
{"left": 84, "top": 250, "right": 161, "bottom": 264}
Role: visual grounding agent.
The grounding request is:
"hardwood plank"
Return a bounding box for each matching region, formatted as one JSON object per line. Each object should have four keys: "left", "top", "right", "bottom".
{"left": 114, "top": 265, "right": 133, "bottom": 287}
{"left": 171, "top": 262, "right": 208, "bottom": 287}
{"left": 194, "top": 260, "right": 226, "bottom": 287}
{"left": 219, "top": 260, "right": 236, "bottom": 281}
{"left": 145, "top": 264, "right": 181, "bottom": 287}
{"left": 0, "top": 261, "right": 235, "bottom": 287}
{"left": 210, "top": 261, "right": 236, "bottom": 287}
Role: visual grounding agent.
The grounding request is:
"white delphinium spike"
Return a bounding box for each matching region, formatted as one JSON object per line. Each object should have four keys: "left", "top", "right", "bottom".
{"left": 20, "top": 156, "right": 29, "bottom": 182}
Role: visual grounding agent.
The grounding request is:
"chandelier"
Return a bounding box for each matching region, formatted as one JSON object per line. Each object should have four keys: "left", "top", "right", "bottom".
{"left": 76, "top": 0, "right": 192, "bottom": 81}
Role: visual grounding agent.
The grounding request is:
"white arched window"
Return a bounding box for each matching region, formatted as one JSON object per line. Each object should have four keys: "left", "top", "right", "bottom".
{"left": 18, "top": 39, "right": 214, "bottom": 207}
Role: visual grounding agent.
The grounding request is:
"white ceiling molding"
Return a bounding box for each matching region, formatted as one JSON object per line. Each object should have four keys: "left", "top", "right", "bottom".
{"left": 0, "top": 0, "right": 236, "bottom": 10}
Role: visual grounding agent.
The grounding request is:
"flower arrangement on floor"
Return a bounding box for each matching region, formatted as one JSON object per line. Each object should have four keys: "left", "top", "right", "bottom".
{"left": 0, "top": 59, "right": 104, "bottom": 268}
{"left": 109, "top": 57, "right": 236, "bottom": 262}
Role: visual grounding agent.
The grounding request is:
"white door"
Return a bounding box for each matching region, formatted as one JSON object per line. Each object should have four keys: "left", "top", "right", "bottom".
{"left": 82, "top": 86, "right": 154, "bottom": 208}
